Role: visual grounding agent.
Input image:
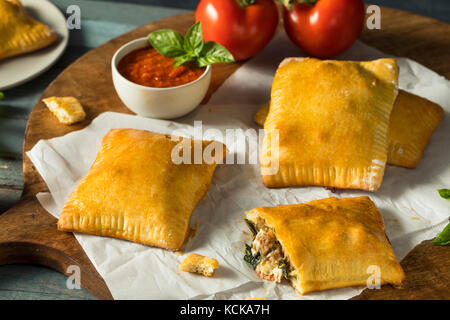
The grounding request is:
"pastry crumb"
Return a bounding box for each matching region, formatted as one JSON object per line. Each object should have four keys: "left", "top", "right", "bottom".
{"left": 42, "top": 96, "right": 86, "bottom": 125}
{"left": 179, "top": 253, "right": 219, "bottom": 277}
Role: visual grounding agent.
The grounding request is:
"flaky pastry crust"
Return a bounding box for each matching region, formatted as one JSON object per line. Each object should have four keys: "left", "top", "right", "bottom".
{"left": 58, "top": 129, "right": 225, "bottom": 250}
{"left": 261, "top": 58, "right": 399, "bottom": 191}
{"left": 246, "top": 196, "right": 405, "bottom": 294}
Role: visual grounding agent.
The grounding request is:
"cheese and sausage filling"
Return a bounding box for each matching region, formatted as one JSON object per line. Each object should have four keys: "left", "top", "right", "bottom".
{"left": 244, "top": 218, "right": 291, "bottom": 283}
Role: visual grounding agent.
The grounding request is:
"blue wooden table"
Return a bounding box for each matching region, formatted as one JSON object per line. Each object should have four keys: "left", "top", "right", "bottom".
{"left": 0, "top": 0, "right": 449, "bottom": 300}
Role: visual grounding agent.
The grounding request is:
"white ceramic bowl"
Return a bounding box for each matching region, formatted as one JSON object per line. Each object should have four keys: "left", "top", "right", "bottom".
{"left": 112, "top": 38, "right": 211, "bottom": 119}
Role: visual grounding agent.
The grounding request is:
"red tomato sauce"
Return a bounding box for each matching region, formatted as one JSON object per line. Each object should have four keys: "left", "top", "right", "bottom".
{"left": 117, "top": 47, "right": 206, "bottom": 88}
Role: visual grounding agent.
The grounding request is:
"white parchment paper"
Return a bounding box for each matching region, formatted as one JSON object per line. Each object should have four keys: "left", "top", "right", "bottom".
{"left": 27, "top": 32, "right": 450, "bottom": 300}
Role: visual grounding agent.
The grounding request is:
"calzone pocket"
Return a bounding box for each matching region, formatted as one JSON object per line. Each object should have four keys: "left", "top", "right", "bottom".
{"left": 58, "top": 129, "right": 226, "bottom": 250}
{"left": 244, "top": 196, "right": 405, "bottom": 295}
{"left": 261, "top": 58, "right": 399, "bottom": 191}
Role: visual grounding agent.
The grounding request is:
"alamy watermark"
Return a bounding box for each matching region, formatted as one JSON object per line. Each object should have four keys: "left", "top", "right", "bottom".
{"left": 169, "top": 121, "right": 279, "bottom": 175}
{"left": 63, "top": 4, "right": 382, "bottom": 32}
{"left": 366, "top": 5, "right": 381, "bottom": 30}
{"left": 66, "top": 265, "right": 81, "bottom": 290}
{"left": 366, "top": 265, "right": 382, "bottom": 289}
{"left": 66, "top": 5, "right": 81, "bottom": 30}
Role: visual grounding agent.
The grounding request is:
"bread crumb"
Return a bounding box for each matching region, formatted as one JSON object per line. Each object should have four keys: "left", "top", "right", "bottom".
{"left": 42, "top": 96, "right": 85, "bottom": 125}
{"left": 179, "top": 253, "right": 219, "bottom": 277}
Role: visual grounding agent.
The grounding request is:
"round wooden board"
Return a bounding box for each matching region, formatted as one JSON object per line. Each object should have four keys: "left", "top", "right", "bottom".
{"left": 1, "top": 8, "right": 449, "bottom": 300}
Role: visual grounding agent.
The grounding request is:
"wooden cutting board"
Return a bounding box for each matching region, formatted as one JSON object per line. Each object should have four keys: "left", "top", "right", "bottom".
{"left": 1, "top": 8, "right": 449, "bottom": 300}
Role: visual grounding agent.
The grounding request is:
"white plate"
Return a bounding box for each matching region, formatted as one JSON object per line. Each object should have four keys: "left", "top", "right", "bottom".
{"left": 0, "top": 0, "right": 69, "bottom": 90}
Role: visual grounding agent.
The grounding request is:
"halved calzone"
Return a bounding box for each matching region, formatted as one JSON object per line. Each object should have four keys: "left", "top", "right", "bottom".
{"left": 261, "top": 58, "right": 399, "bottom": 191}
{"left": 0, "top": 0, "right": 58, "bottom": 60}
{"left": 58, "top": 129, "right": 226, "bottom": 250}
{"left": 244, "top": 196, "right": 405, "bottom": 295}
{"left": 255, "top": 90, "right": 444, "bottom": 169}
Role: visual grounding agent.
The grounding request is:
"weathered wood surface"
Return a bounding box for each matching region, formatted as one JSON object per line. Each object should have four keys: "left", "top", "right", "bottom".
{"left": 0, "top": 6, "right": 449, "bottom": 299}
{"left": 0, "top": 264, "right": 96, "bottom": 300}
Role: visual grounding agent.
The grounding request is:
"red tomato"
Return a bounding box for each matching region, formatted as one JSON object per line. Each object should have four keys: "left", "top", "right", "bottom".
{"left": 195, "top": 0, "right": 279, "bottom": 61}
{"left": 283, "top": 0, "right": 365, "bottom": 58}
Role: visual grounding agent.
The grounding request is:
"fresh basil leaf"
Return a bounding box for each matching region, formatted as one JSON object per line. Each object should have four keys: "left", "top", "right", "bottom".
{"left": 244, "top": 244, "right": 261, "bottom": 270}
{"left": 148, "top": 29, "right": 185, "bottom": 58}
{"left": 197, "top": 41, "right": 235, "bottom": 67}
{"left": 148, "top": 23, "right": 235, "bottom": 69}
{"left": 438, "top": 189, "right": 450, "bottom": 200}
{"left": 173, "top": 54, "right": 194, "bottom": 68}
{"left": 0, "top": 92, "right": 4, "bottom": 100}
{"left": 183, "top": 22, "right": 204, "bottom": 57}
{"left": 243, "top": 218, "right": 258, "bottom": 239}
{"left": 432, "top": 222, "right": 450, "bottom": 246}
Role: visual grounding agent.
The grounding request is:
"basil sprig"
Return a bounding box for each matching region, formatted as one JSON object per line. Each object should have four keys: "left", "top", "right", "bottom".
{"left": 438, "top": 188, "right": 450, "bottom": 200}
{"left": 432, "top": 223, "right": 450, "bottom": 246}
{"left": 148, "top": 22, "right": 235, "bottom": 68}
{"left": 432, "top": 189, "right": 450, "bottom": 245}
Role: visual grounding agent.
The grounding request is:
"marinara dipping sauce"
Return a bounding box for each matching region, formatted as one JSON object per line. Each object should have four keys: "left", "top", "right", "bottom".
{"left": 117, "top": 47, "right": 206, "bottom": 88}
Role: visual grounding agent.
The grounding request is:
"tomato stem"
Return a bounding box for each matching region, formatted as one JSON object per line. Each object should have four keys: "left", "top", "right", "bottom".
{"left": 282, "top": 0, "right": 318, "bottom": 10}
{"left": 237, "top": 0, "right": 256, "bottom": 8}
{"left": 298, "top": 0, "right": 318, "bottom": 4}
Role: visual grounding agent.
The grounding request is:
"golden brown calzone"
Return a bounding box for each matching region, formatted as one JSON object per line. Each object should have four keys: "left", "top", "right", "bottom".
{"left": 244, "top": 196, "right": 405, "bottom": 295}
{"left": 261, "top": 58, "right": 399, "bottom": 191}
{"left": 58, "top": 129, "right": 226, "bottom": 250}
{"left": 0, "top": 0, "right": 57, "bottom": 60}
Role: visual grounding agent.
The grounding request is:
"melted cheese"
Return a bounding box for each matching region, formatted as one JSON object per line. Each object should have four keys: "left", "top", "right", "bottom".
{"left": 252, "top": 228, "right": 285, "bottom": 283}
